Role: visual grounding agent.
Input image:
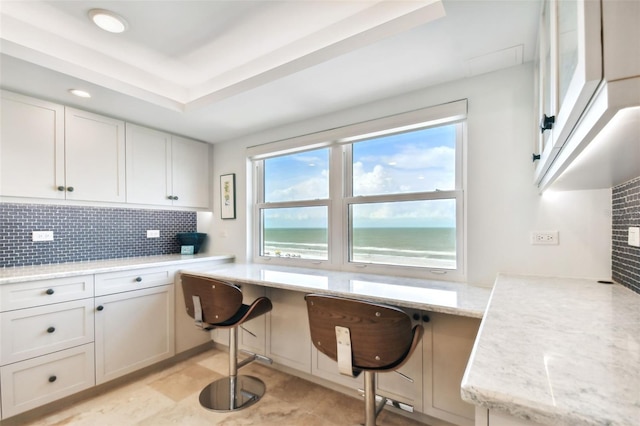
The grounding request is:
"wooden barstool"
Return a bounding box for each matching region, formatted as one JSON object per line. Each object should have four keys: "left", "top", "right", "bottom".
{"left": 305, "top": 294, "right": 423, "bottom": 426}
{"left": 181, "top": 273, "right": 273, "bottom": 412}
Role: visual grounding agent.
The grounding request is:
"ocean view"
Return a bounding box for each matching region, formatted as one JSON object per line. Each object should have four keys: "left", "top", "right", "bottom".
{"left": 263, "top": 227, "right": 456, "bottom": 268}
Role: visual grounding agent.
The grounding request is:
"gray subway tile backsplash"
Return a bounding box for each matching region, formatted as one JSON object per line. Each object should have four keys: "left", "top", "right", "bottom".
{"left": 0, "top": 203, "right": 196, "bottom": 268}
{"left": 612, "top": 176, "right": 640, "bottom": 294}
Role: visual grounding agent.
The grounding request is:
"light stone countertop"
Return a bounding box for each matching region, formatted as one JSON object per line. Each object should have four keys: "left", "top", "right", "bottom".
{"left": 461, "top": 274, "right": 640, "bottom": 426}
{"left": 179, "top": 262, "right": 492, "bottom": 318}
{"left": 0, "top": 254, "right": 235, "bottom": 284}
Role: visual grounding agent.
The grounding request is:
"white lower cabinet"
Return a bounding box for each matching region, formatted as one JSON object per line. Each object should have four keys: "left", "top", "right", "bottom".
{"left": 0, "top": 344, "right": 95, "bottom": 418}
{"left": 95, "top": 285, "right": 175, "bottom": 385}
{"left": 265, "top": 288, "right": 311, "bottom": 373}
{"left": 424, "top": 312, "right": 480, "bottom": 426}
{"left": 0, "top": 275, "right": 96, "bottom": 420}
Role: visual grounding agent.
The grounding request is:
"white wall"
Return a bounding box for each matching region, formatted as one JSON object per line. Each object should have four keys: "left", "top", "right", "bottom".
{"left": 206, "top": 63, "right": 612, "bottom": 287}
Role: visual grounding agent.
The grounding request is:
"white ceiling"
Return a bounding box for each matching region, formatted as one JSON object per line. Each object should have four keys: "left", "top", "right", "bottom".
{"left": 0, "top": 0, "right": 541, "bottom": 144}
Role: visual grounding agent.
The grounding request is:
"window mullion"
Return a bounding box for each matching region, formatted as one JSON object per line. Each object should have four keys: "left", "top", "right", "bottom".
{"left": 345, "top": 190, "right": 460, "bottom": 205}
{"left": 328, "top": 144, "right": 345, "bottom": 267}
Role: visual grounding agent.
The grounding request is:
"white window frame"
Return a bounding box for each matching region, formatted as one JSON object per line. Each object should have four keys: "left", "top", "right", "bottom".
{"left": 249, "top": 100, "right": 467, "bottom": 281}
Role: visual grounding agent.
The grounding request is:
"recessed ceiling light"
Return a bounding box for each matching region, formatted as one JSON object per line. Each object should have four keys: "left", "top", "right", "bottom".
{"left": 69, "top": 89, "right": 91, "bottom": 98}
{"left": 89, "top": 9, "right": 128, "bottom": 33}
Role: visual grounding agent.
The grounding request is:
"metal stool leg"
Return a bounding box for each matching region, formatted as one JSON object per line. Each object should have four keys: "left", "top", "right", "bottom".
{"left": 198, "top": 327, "right": 266, "bottom": 412}
{"left": 363, "top": 371, "right": 387, "bottom": 426}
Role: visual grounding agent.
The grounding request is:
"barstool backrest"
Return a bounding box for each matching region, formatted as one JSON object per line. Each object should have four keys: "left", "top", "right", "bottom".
{"left": 305, "top": 294, "right": 421, "bottom": 373}
{"left": 182, "top": 274, "right": 243, "bottom": 324}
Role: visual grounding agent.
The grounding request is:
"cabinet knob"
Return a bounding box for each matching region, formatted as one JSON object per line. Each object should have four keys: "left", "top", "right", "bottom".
{"left": 167, "top": 195, "right": 173, "bottom": 200}
{"left": 412, "top": 313, "right": 420, "bottom": 321}
{"left": 47, "top": 326, "right": 56, "bottom": 333}
{"left": 97, "top": 305, "right": 104, "bottom": 311}
{"left": 57, "top": 186, "right": 65, "bottom": 192}
{"left": 539, "top": 114, "right": 555, "bottom": 133}
{"left": 67, "top": 186, "right": 74, "bottom": 192}
{"left": 45, "top": 288, "right": 55, "bottom": 295}
{"left": 422, "top": 314, "right": 430, "bottom": 323}
{"left": 48, "top": 375, "right": 57, "bottom": 383}
{"left": 135, "top": 277, "right": 142, "bottom": 282}
{"left": 532, "top": 153, "right": 541, "bottom": 162}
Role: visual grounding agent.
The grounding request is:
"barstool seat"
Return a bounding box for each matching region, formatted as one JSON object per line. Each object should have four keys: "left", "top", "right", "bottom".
{"left": 181, "top": 273, "right": 273, "bottom": 412}
{"left": 305, "top": 294, "right": 423, "bottom": 426}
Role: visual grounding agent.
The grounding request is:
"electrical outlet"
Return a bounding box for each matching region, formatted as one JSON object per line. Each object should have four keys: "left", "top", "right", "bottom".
{"left": 530, "top": 231, "right": 558, "bottom": 245}
{"left": 146, "top": 230, "right": 160, "bottom": 238}
{"left": 629, "top": 227, "right": 640, "bottom": 247}
{"left": 32, "top": 231, "right": 54, "bottom": 241}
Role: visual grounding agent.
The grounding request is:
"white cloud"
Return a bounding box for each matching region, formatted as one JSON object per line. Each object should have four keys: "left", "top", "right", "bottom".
{"left": 267, "top": 169, "right": 329, "bottom": 201}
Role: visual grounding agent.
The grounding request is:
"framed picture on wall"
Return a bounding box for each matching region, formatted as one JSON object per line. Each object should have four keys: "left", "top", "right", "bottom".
{"left": 220, "top": 173, "right": 236, "bottom": 219}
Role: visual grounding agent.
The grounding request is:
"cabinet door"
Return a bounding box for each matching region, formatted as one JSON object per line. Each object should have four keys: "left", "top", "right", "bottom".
{"left": 0, "top": 91, "right": 65, "bottom": 199}
{"left": 265, "top": 288, "right": 311, "bottom": 372}
{"left": 534, "top": 0, "right": 602, "bottom": 184}
{"left": 171, "top": 136, "right": 210, "bottom": 209}
{"left": 376, "top": 308, "right": 423, "bottom": 412}
{"left": 423, "top": 312, "right": 480, "bottom": 426}
{"left": 125, "top": 123, "right": 173, "bottom": 206}
{"left": 64, "top": 107, "right": 126, "bottom": 202}
{"left": 95, "top": 285, "right": 175, "bottom": 385}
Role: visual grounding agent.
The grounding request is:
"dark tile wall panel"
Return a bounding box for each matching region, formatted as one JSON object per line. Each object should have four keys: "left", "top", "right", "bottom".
{"left": 0, "top": 203, "right": 196, "bottom": 267}
{"left": 612, "top": 176, "right": 640, "bottom": 294}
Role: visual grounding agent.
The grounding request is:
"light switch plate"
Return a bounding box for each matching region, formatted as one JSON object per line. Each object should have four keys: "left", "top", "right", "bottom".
{"left": 629, "top": 227, "right": 640, "bottom": 247}
{"left": 146, "top": 230, "right": 160, "bottom": 238}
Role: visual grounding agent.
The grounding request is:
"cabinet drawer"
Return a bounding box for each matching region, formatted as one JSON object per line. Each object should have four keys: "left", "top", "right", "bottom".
{"left": 95, "top": 267, "right": 175, "bottom": 296}
{"left": 0, "top": 275, "right": 94, "bottom": 311}
{"left": 0, "top": 299, "right": 94, "bottom": 365}
{"left": 0, "top": 343, "right": 95, "bottom": 419}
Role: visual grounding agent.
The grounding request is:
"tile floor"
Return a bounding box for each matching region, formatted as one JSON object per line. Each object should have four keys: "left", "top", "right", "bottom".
{"left": 13, "top": 348, "right": 428, "bottom": 426}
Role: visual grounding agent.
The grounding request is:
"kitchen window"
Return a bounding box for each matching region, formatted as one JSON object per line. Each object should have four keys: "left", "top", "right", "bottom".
{"left": 251, "top": 100, "right": 466, "bottom": 279}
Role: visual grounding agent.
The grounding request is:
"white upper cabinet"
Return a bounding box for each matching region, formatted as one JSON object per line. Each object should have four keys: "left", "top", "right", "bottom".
{"left": 126, "top": 123, "right": 210, "bottom": 208}
{"left": 125, "top": 123, "right": 173, "bottom": 206}
{"left": 533, "top": 0, "right": 602, "bottom": 183}
{"left": 1, "top": 93, "right": 126, "bottom": 202}
{"left": 1, "top": 91, "right": 209, "bottom": 209}
{"left": 534, "top": 0, "right": 640, "bottom": 191}
{"left": 0, "top": 91, "right": 65, "bottom": 199}
{"left": 65, "top": 108, "right": 126, "bottom": 202}
{"left": 170, "top": 135, "right": 210, "bottom": 209}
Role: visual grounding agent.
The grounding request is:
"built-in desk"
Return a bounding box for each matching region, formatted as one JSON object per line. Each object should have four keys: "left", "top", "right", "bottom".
{"left": 180, "top": 263, "right": 492, "bottom": 426}
{"left": 180, "top": 262, "right": 491, "bottom": 318}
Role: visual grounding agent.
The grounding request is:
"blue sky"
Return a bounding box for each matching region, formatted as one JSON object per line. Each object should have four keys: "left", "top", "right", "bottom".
{"left": 264, "top": 124, "right": 457, "bottom": 228}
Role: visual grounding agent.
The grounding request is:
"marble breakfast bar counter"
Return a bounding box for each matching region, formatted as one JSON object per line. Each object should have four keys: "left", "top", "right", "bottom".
{"left": 179, "top": 262, "right": 492, "bottom": 318}
{"left": 461, "top": 274, "right": 640, "bottom": 426}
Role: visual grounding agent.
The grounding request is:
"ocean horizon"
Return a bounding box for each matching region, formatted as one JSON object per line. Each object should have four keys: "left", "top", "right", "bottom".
{"left": 263, "top": 227, "right": 456, "bottom": 268}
